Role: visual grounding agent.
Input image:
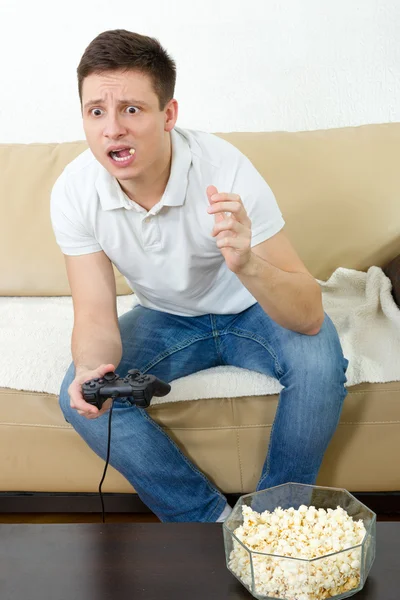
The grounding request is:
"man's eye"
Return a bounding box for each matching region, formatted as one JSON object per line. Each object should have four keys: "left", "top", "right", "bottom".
{"left": 91, "top": 108, "right": 103, "bottom": 117}
{"left": 125, "top": 106, "right": 140, "bottom": 114}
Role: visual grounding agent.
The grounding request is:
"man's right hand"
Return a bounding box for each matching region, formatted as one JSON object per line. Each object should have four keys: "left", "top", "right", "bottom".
{"left": 68, "top": 363, "right": 116, "bottom": 419}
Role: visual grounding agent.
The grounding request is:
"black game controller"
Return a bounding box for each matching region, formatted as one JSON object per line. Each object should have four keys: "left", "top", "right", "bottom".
{"left": 82, "top": 369, "right": 171, "bottom": 409}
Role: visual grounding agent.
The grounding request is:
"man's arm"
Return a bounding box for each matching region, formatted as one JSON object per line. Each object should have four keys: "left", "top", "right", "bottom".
{"left": 236, "top": 230, "right": 324, "bottom": 335}
{"left": 207, "top": 187, "right": 324, "bottom": 336}
{"left": 65, "top": 251, "right": 122, "bottom": 374}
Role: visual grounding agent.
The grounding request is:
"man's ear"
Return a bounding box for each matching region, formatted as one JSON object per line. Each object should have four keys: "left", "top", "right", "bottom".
{"left": 164, "top": 99, "right": 178, "bottom": 132}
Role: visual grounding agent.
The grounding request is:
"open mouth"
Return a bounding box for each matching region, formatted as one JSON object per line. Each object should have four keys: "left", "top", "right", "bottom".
{"left": 108, "top": 147, "right": 136, "bottom": 164}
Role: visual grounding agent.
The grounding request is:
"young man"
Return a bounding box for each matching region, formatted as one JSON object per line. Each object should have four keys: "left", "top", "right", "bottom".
{"left": 51, "top": 29, "right": 349, "bottom": 523}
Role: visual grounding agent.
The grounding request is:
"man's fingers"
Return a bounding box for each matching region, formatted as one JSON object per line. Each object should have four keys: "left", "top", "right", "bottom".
{"left": 206, "top": 185, "right": 218, "bottom": 200}
{"left": 78, "top": 410, "right": 101, "bottom": 420}
{"left": 208, "top": 201, "right": 242, "bottom": 214}
{"left": 216, "top": 236, "right": 250, "bottom": 250}
{"left": 212, "top": 218, "right": 249, "bottom": 238}
{"left": 209, "top": 193, "right": 241, "bottom": 204}
{"left": 97, "top": 364, "right": 116, "bottom": 377}
{"left": 69, "top": 383, "right": 98, "bottom": 415}
{"left": 67, "top": 364, "right": 117, "bottom": 420}
{"left": 77, "top": 409, "right": 95, "bottom": 419}
{"left": 80, "top": 398, "right": 112, "bottom": 419}
{"left": 73, "top": 400, "right": 98, "bottom": 415}
{"left": 208, "top": 202, "right": 250, "bottom": 227}
{"left": 206, "top": 185, "right": 225, "bottom": 223}
{"left": 98, "top": 398, "right": 113, "bottom": 415}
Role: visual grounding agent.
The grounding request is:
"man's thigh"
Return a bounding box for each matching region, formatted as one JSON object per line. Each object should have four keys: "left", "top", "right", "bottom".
{"left": 117, "top": 304, "right": 220, "bottom": 383}
{"left": 218, "top": 303, "right": 281, "bottom": 377}
{"left": 218, "top": 302, "right": 346, "bottom": 379}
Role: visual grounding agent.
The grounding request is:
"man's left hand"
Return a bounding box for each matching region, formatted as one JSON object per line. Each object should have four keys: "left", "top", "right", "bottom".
{"left": 207, "top": 185, "right": 252, "bottom": 273}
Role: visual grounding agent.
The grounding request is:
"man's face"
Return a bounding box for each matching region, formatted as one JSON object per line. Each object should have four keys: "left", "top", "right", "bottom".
{"left": 81, "top": 69, "right": 176, "bottom": 181}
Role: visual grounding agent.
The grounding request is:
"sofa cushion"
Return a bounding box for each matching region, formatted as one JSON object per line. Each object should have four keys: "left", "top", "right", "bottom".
{"left": 2, "top": 266, "right": 400, "bottom": 400}
{"left": 1, "top": 383, "right": 399, "bottom": 493}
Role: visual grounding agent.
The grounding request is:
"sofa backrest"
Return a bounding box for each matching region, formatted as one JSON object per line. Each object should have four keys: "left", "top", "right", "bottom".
{"left": 1, "top": 122, "right": 399, "bottom": 296}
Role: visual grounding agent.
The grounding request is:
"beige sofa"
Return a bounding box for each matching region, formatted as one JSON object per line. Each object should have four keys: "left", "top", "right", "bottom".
{"left": 1, "top": 123, "right": 400, "bottom": 510}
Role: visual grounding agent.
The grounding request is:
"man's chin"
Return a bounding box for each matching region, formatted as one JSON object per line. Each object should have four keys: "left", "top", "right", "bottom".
{"left": 113, "top": 168, "right": 137, "bottom": 180}
{"left": 100, "top": 157, "right": 139, "bottom": 180}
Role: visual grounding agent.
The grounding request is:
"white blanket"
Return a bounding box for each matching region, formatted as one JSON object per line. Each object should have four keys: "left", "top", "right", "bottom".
{"left": 0, "top": 267, "right": 399, "bottom": 405}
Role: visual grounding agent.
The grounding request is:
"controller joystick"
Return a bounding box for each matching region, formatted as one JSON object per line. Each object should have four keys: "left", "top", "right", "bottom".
{"left": 82, "top": 369, "right": 171, "bottom": 409}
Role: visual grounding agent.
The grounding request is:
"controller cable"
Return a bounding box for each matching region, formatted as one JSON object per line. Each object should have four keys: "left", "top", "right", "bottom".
{"left": 98, "top": 394, "right": 118, "bottom": 524}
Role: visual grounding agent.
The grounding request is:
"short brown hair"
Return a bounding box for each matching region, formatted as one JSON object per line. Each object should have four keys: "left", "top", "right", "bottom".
{"left": 77, "top": 29, "right": 176, "bottom": 110}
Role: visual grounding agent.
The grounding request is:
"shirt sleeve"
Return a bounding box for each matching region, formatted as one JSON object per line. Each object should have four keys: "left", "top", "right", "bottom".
{"left": 50, "top": 173, "right": 102, "bottom": 256}
{"left": 231, "top": 153, "right": 285, "bottom": 247}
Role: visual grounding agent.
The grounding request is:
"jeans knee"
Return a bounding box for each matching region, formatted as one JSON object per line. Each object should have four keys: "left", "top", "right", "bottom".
{"left": 59, "top": 362, "right": 76, "bottom": 421}
{"left": 316, "top": 314, "right": 348, "bottom": 385}
{"left": 279, "top": 314, "right": 348, "bottom": 390}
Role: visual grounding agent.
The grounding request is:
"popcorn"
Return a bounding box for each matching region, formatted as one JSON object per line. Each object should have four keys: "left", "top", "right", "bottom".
{"left": 228, "top": 504, "right": 366, "bottom": 600}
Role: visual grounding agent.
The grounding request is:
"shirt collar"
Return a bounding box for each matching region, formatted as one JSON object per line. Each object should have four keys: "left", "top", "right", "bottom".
{"left": 95, "top": 127, "right": 192, "bottom": 213}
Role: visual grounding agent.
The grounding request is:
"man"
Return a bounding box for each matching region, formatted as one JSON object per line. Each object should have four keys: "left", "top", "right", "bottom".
{"left": 51, "top": 29, "right": 349, "bottom": 523}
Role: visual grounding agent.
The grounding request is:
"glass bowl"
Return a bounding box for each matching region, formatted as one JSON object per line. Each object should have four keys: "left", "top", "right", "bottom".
{"left": 223, "top": 483, "right": 376, "bottom": 600}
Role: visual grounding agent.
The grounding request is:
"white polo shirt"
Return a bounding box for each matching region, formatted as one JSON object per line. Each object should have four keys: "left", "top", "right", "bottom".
{"left": 50, "top": 126, "right": 285, "bottom": 316}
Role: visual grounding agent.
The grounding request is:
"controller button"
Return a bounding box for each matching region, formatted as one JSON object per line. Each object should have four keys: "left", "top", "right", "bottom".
{"left": 104, "top": 372, "right": 116, "bottom": 381}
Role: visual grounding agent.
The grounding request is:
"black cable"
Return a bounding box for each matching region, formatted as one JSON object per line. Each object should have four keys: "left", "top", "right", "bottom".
{"left": 98, "top": 396, "right": 116, "bottom": 523}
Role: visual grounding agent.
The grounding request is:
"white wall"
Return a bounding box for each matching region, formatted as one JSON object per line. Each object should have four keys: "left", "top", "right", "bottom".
{"left": 1, "top": 0, "right": 399, "bottom": 143}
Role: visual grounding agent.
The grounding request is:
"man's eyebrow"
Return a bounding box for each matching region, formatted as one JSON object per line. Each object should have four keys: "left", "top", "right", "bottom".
{"left": 83, "top": 98, "right": 150, "bottom": 110}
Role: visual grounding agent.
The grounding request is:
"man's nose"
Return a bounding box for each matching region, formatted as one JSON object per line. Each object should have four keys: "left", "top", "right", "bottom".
{"left": 103, "top": 114, "right": 128, "bottom": 138}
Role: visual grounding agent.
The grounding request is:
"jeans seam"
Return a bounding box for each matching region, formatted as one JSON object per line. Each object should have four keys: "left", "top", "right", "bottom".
{"left": 139, "top": 407, "right": 226, "bottom": 508}
{"left": 226, "top": 328, "right": 284, "bottom": 377}
{"left": 208, "top": 496, "right": 228, "bottom": 522}
{"left": 138, "top": 332, "right": 215, "bottom": 373}
{"left": 210, "top": 315, "right": 224, "bottom": 364}
{"left": 257, "top": 410, "right": 278, "bottom": 489}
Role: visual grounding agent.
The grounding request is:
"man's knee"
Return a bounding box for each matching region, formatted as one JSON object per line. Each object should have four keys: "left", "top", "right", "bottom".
{"left": 279, "top": 314, "right": 348, "bottom": 386}
{"left": 59, "top": 362, "right": 76, "bottom": 421}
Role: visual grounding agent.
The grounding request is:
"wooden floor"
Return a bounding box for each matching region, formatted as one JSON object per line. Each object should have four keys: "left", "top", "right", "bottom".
{"left": 0, "top": 513, "right": 398, "bottom": 524}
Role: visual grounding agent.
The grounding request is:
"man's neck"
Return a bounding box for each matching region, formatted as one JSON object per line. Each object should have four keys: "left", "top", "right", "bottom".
{"left": 117, "top": 133, "right": 172, "bottom": 212}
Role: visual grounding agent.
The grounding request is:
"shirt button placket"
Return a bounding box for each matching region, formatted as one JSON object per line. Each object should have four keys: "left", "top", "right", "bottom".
{"left": 142, "top": 214, "right": 160, "bottom": 249}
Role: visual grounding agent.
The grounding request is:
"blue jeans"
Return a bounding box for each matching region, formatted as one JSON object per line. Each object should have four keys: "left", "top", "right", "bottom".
{"left": 59, "top": 302, "right": 348, "bottom": 522}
